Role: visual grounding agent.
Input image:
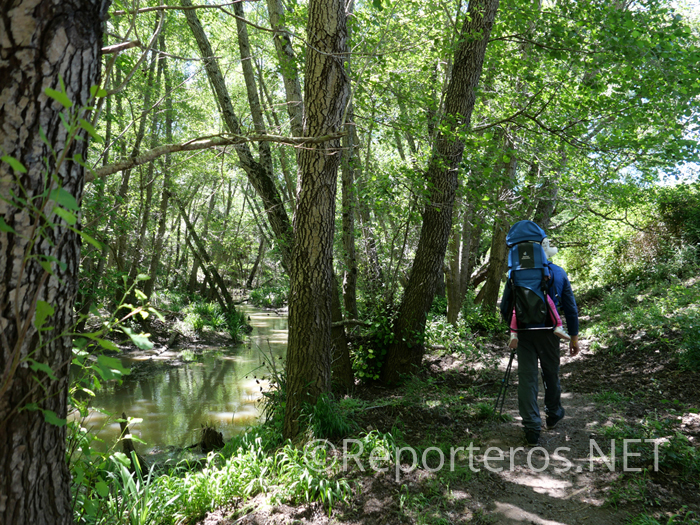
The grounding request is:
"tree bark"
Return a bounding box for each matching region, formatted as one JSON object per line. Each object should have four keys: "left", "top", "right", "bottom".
{"left": 0, "top": 0, "right": 105, "bottom": 522}
{"left": 246, "top": 238, "right": 265, "bottom": 289}
{"left": 445, "top": 206, "right": 462, "bottom": 325}
{"left": 381, "top": 0, "right": 500, "bottom": 384}
{"left": 283, "top": 0, "right": 349, "bottom": 439}
{"left": 340, "top": 3, "right": 358, "bottom": 320}
{"left": 266, "top": 0, "right": 304, "bottom": 137}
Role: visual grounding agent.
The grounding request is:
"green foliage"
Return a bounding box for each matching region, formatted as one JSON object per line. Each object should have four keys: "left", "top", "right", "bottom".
{"left": 627, "top": 508, "right": 699, "bottom": 525}
{"left": 181, "top": 299, "right": 248, "bottom": 342}
{"left": 460, "top": 289, "right": 503, "bottom": 334}
{"left": 600, "top": 412, "right": 700, "bottom": 481}
{"left": 351, "top": 313, "right": 395, "bottom": 382}
{"left": 249, "top": 283, "right": 288, "bottom": 308}
{"left": 306, "top": 394, "right": 355, "bottom": 440}
{"left": 583, "top": 276, "right": 699, "bottom": 363}
{"left": 658, "top": 182, "right": 700, "bottom": 247}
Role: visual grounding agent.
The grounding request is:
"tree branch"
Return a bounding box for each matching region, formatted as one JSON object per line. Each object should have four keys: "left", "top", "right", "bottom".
{"left": 87, "top": 132, "right": 346, "bottom": 182}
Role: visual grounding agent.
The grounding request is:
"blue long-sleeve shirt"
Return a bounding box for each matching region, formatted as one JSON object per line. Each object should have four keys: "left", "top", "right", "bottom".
{"left": 500, "top": 262, "right": 579, "bottom": 336}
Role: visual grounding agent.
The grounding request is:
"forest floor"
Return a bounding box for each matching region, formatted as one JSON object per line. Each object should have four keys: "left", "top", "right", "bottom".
{"left": 194, "top": 333, "right": 700, "bottom": 525}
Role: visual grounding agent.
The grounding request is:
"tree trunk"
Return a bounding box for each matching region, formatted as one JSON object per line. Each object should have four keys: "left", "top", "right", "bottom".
{"left": 181, "top": 0, "right": 293, "bottom": 271}
{"left": 476, "top": 217, "right": 509, "bottom": 313}
{"left": 331, "top": 274, "right": 353, "bottom": 393}
{"left": 246, "top": 238, "right": 266, "bottom": 289}
{"left": 266, "top": 0, "right": 304, "bottom": 137}
{"left": 381, "top": 0, "right": 500, "bottom": 384}
{"left": 145, "top": 33, "right": 174, "bottom": 299}
{"left": 283, "top": 0, "right": 350, "bottom": 439}
{"left": 173, "top": 195, "right": 237, "bottom": 314}
{"left": 445, "top": 207, "right": 462, "bottom": 325}
{"left": 0, "top": 1, "right": 104, "bottom": 522}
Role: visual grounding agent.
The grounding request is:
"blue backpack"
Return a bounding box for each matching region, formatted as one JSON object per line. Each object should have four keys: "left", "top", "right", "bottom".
{"left": 505, "top": 221, "right": 554, "bottom": 328}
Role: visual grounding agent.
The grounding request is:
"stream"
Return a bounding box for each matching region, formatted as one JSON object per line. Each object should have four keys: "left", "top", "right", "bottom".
{"left": 75, "top": 305, "right": 287, "bottom": 452}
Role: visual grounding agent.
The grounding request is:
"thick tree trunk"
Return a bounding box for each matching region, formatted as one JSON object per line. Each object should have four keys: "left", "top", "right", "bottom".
{"left": 381, "top": 0, "right": 499, "bottom": 384}
{"left": 0, "top": 1, "right": 105, "bottom": 523}
{"left": 283, "top": 0, "right": 349, "bottom": 439}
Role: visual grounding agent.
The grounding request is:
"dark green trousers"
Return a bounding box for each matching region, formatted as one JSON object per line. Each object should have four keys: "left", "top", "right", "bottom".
{"left": 516, "top": 330, "right": 565, "bottom": 432}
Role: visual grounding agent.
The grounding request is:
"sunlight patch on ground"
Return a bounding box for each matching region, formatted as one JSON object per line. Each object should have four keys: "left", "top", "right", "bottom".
{"left": 500, "top": 472, "right": 573, "bottom": 498}
{"left": 492, "top": 501, "right": 567, "bottom": 524}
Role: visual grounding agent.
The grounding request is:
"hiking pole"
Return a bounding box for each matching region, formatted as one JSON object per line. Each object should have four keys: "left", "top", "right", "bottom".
{"left": 494, "top": 349, "right": 516, "bottom": 416}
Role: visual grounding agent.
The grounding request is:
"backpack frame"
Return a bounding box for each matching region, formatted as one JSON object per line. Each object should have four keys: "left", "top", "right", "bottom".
{"left": 505, "top": 221, "right": 556, "bottom": 330}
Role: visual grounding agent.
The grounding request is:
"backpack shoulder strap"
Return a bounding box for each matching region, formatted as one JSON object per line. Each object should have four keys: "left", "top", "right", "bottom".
{"left": 547, "top": 262, "right": 561, "bottom": 306}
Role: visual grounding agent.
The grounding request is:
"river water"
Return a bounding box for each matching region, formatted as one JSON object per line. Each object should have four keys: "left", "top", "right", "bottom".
{"left": 75, "top": 306, "right": 287, "bottom": 452}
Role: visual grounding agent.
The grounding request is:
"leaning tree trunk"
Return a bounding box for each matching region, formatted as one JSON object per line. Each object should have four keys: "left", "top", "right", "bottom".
{"left": 0, "top": 1, "right": 105, "bottom": 523}
{"left": 181, "top": 0, "right": 293, "bottom": 271}
{"left": 283, "top": 0, "right": 350, "bottom": 439}
{"left": 381, "top": 0, "right": 500, "bottom": 384}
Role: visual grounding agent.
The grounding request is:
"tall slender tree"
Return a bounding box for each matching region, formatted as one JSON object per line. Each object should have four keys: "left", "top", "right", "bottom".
{"left": 381, "top": 0, "right": 500, "bottom": 384}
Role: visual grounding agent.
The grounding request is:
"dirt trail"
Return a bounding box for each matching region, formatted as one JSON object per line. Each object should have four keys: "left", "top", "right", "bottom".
{"left": 474, "top": 342, "right": 631, "bottom": 524}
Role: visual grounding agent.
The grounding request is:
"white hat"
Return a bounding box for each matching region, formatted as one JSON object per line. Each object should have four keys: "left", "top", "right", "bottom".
{"left": 542, "top": 237, "right": 558, "bottom": 259}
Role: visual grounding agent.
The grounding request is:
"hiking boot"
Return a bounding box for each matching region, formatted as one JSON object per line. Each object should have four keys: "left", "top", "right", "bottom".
{"left": 546, "top": 412, "right": 564, "bottom": 430}
{"left": 553, "top": 326, "right": 571, "bottom": 341}
{"left": 508, "top": 332, "right": 519, "bottom": 349}
{"left": 525, "top": 430, "right": 540, "bottom": 447}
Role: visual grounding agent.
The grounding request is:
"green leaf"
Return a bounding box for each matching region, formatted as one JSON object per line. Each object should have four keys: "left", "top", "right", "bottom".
{"left": 42, "top": 409, "right": 67, "bottom": 427}
{"left": 35, "top": 300, "right": 55, "bottom": 330}
{"left": 45, "top": 87, "right": 73, "bottom": 109}
{"left": 0, "top": 217, "right": 16, "bottom": 234}
{"left": 29, "top": 359, "right": 58, "bottom": 380}
{"left": 111, "top": 451, "right": 131, "bottom": 468}
{"left": 40, "top": 261, "right": 53, "bottom": 275}
{"left": 372, "top": 0, "right": 383, "bottom": 9}
{"left": 97, "top": 354, "right": 131, "bottom": 380}
{"left": 67, "top": 227, "right": 101, "bottom": 250}
{"left": 79, "top": 119, "right": 103, "bottom": 143}
{"left": 136, "top": 274, "right": 150, "bottom": 282}
{"left": 90, "top": 85, "right": 108, "bottom": 98}
{"left": 95, "top": 480, "right": 110, "bottom": 498}
{"left": 120, "top": 327, "right": 154, "bottom": 350}
{"left": 148, "top": 307, "right": 166, "bottom": 322}
{"left": 49, "top": 188, "right": 79, "bottom": 210}
{"left": 1, "top": 155, "right": 27, "bottom": 173}
{"left": 97, "top": 339, "right": 119, "bottom": 351}
{"left": 53, "top": 206, "right": 77, "bottom": 225}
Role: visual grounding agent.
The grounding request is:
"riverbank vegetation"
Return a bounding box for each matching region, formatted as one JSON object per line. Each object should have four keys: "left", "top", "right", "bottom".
{"left": 2, "top": 0, "right": 700, "bottom": 522}
{"left": 65, "top": 187, "right": 700, "bottom": 523}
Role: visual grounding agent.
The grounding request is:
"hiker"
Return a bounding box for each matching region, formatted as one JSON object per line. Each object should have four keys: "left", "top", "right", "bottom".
{"left": 499, "top": 228, "right": 580, "bottom": 447}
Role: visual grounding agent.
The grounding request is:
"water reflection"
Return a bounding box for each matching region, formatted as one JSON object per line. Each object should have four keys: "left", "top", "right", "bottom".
{"left": 75, "top": 306, "right": 287, "bottom": 452}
